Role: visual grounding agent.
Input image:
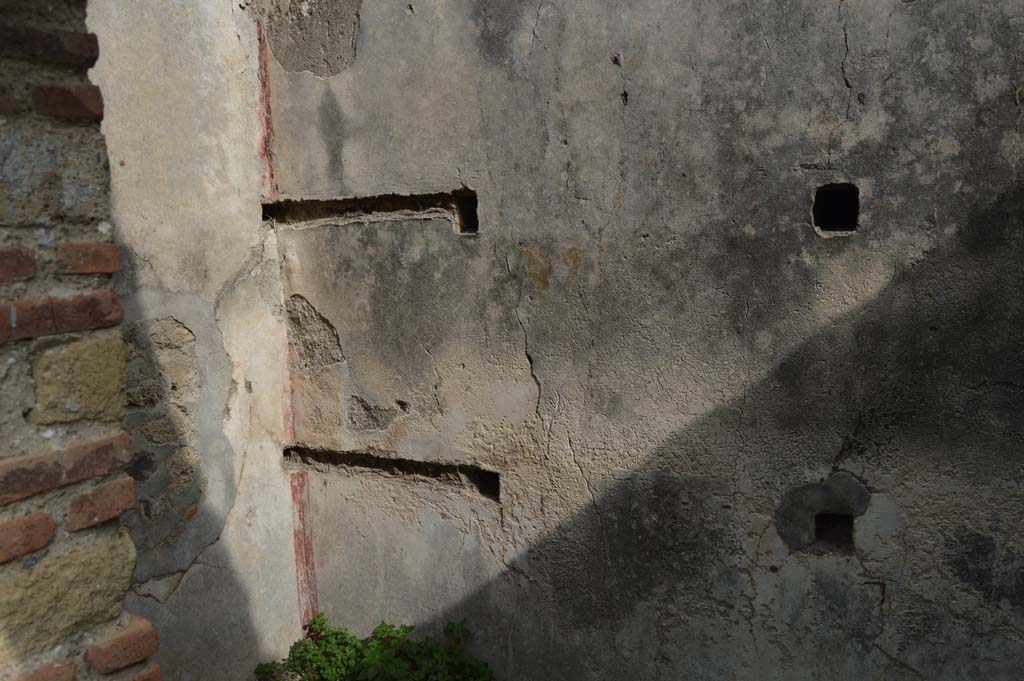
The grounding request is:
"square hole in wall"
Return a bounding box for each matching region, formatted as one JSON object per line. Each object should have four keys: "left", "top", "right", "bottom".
{"left": 452, "top": 189, "right": 479, "bottom": 235}
{"left": 814, "top": 513, "right": 854, "bottom": 552}
{"left": 812, "top": 183, "right": 859, "bottom": 233}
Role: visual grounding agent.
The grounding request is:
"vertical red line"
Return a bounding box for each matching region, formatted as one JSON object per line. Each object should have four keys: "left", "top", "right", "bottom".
{"left": 256, "top": 20, "right": 278, "bottom": 202}
{"left": 290, "top": 470, "right": 318, "bottom": 625}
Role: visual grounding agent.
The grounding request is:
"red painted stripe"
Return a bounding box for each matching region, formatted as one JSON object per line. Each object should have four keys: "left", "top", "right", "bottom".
{"left": 282, "top": 370, "right": 295, "bottom": 444}
{"left": 256, "top": 20, "right": 279, "bottom": 202}
{"left": 290, "top": 470, "right": 318, "bottom": 626}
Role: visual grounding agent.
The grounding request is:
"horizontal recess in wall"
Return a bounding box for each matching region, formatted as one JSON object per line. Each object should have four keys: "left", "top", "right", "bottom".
{"left": 285, "top": 447, "right": 500, "bottom": 502}
{"left": 263, "top": 189, "right": 479, "bottom": 234}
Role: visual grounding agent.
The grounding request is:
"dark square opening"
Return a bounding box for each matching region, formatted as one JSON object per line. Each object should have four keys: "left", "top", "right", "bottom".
{"left": 473, "top": 469, "right": 501, "bottom": 503}
{"left": 814, "top": 513, "right": 854, "bottom": 552}
{"left": 452, "top": 189, "right": 479, "bottom": 235}
{"left": 813, "top": 183, "right": 859, "bottom": 232}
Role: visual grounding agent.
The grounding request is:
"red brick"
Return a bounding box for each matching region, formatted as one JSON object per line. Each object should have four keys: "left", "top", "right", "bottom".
{"left": 0, "top": 511, "right": 54, "bottom": 563}
{"left": 0, "top": 23, "right": 98, "bottom": 69}
{"left": 0, "top": 290, "right": 122, "bottom": 345}
{"left": 56, "top": 242, "right": 120, "bottom": 274}
{"left": 67, "top": 475, "right": 135, "bottom": 531}
{"left": 0, "top": 433, "right": 131, "bottom": 506}
{"left": 51, "top": 289, "right": 122, "bottom": 334}
{"left": 0, "top": 297, "right": 56, "bottom": 341}
{"left": 86, "top": 617, "right": 159, "bottom": 674}
{"left": 13, "top": 660, "right": 75, "bottom": 681}
{"left": 0, "top": 96, "right": 23, "bottom": 116}
{"left": 32, "top": 83, "right": 103, "bottom": 122}
{"left": 0, "top": 246, "right": 36, "bottom": 283}
{"left": 126, "top": 663, "right": 161, "bottom": 681}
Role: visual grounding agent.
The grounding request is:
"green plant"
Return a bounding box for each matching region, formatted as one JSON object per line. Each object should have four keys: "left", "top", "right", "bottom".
{"left": 255, "top": 614, "right": 494, "bottom": 681}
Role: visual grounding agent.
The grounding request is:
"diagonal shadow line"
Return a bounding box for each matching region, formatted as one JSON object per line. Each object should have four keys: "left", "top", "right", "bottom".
{"left": 415, "top": 189, "right": 1024, "bottom": 680}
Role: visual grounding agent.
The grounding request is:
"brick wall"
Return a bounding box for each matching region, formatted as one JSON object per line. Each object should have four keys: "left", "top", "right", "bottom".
{"left": 0, "top": 2, "right": 158, "bottom": 679}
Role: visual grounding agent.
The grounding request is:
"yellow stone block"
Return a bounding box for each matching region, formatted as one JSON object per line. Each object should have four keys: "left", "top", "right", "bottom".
{"left": 32, "top": 330, "right": 126, "bottom": 424}
{"left": 0, "top": 529, "right": 136, "bottom": 663}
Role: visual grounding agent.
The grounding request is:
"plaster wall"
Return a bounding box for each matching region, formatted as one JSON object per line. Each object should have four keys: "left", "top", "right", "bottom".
{"left": 88, "top": 2, "right": 298, "bottom": 679}
{"left": 91, "top": 0, "right": 1024, "bottom": 679}
{"left": 266, "top": 1, "right": 1024, "bottom": 679}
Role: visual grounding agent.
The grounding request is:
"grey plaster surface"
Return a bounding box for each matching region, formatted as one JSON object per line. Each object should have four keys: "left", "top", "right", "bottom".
{"left": 91, "top": 3, "right": 299, "bottom": 679}
{"left": 90, "top": 0, "right": 1024, "bottom": 679}
{"left": 266, "top": 1, "right": 1024, "bottom": 679}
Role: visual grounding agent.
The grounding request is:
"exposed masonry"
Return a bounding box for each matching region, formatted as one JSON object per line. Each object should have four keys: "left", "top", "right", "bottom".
{"left": 264, "top": 189, "right": 481, "bottom": 234}
{"left": 0, "top": 4, "right": 158, "bottom": 679}
{"left": 285, "top": 447, "right": 501, "bottom": 503}
{"left": 285, "top": 295, "right": 343, "bottom": 374}
{"left": 256, "top": 0, "right": 362, "bottom": 77}
{"left": 122, "top": 317, "right": 202, "bottom": 563}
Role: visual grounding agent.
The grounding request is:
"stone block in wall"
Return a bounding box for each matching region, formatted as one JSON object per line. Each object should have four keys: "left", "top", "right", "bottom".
{"left": 46, "top": 291, "right": 123, "bottom": 336}
{"left": 67, "top": 474, "right": 136, "bottom": 531}
{"left": 123, "top": 318, "right": 198, "bottom": 410}
{"left": 0, "top": 95, "right": 22, "bottom": 116}
{"left": 138, "top": 414, "right": 180, "bottom": 445}
{"left": 32, "top": 329, "right": 125, "bottom": 424}
{"left": 0, "top": 119, "right": 109, "bottom": 224}
{"left": 0, "top": 24, "right": 98, "bottom": 70}
{"left": 120, "top": 315, "right": 203, "bottom": 570}
{"left": 0, "top": 433, "right": 131, "bottom": 506}
{"left": 85, "top": 615, "right": 158, "bottom": 674}
{"left": 0, "top": 530, "right": 135, "bottom": 662}
{"left": 0, "top": 246, "right": 36, "bottom": 283}
{"left": 0, "top": 0, "right": 90, "bottom": 33}
{"left": 31, "top": 83, "right": 103, "bottom": 123}
{"left": 55, "top": 242, "right": 120, "bottom": 274}
{"left": 12, "top": 660, "right": 76, "bottom": 681}
{"left": 0, "top": 512, "right": 54, "bottom": 564}
{"left": 0, "top": 291, "right": 122, "bottom": 345}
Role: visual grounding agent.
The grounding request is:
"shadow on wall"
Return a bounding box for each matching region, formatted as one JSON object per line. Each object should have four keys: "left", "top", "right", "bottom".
{"left": 0, "top": 2, "right": 262, "bottom": 678}
{"left": 80, "top": 0, "right": 315, "bottom": 675}
{"left": 114, "top": 266, "right": 262, "bottom": 680}
{"left": 421, "top": 189, "right": 1024, "bottom": 680}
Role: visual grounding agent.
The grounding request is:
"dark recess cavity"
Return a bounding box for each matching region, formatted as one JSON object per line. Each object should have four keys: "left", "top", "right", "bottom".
{"left": 812, "top": 182, "right": 860, "bottom": 233}
{"left": 263, "top": 189, "right": 480, "bottom": 235}
{"left": 452, "top": 189, "right": 479, "bottom": 234}
{"left": 285, "top": 447, "right": 500, "bottom": 502}
{"left": 776, "top": 471, "right": 869, "bottom": 552}
{"left": 815, "top": 513, "right": 854, "bottom": 553}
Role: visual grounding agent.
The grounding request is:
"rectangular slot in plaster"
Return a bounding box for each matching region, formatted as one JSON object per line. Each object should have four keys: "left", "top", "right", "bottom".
{"left": 263, "top": 189, "right": 480, "bottom": 234}
{"left": 285, "top": 447, "right": 500, "bottom": 502}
